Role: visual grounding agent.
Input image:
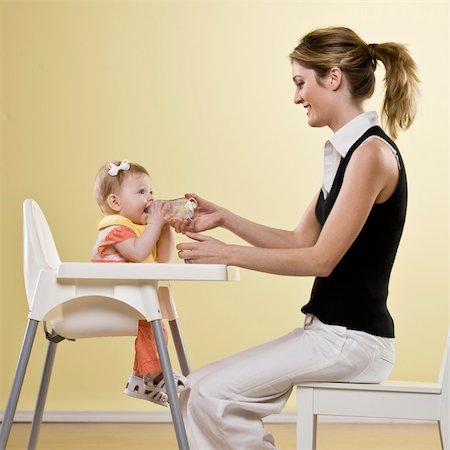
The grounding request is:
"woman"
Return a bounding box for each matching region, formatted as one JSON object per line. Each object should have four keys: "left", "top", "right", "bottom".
{"left": 174, "top": 26, "right": 419, "bottom": 449}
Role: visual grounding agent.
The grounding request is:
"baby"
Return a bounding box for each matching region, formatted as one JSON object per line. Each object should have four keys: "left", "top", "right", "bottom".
{"left": 91, "top": 160, "right": 189, "bottom": 406}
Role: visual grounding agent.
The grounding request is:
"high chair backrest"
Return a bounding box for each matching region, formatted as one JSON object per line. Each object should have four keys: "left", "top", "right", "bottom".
{"left": 23, "top": 199, "right": 61, "bottom": 307}
{"left": 438, "top": 329, "right": 450, "bottom": 394}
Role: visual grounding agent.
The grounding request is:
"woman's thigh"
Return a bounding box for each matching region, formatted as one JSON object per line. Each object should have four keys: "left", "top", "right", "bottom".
{"left": 187, "top": 317, "right": 369, "bottom": 402}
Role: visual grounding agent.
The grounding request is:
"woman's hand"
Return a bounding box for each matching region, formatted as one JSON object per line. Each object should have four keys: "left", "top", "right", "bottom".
{"left": 170, "top": 193, "right": 225, "bottom": 234}
{"left": 177, "top": 232, "right": 230, "bottom": 264}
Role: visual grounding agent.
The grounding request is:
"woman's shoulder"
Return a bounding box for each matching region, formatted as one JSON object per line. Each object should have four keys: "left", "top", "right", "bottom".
{"left": 347, "top": 136, "right": 400, "bottom": 202}
{"left": 353, "top": 135, "right": 398, "bottom": 170}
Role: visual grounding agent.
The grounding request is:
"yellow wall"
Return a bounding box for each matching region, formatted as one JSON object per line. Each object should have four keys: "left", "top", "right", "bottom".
{"left": 1, "top": 1, "right": 448, "bottom": 415}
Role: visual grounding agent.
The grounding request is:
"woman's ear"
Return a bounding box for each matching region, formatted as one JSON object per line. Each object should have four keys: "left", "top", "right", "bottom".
{"left": 106, "top": 193, "right": 121, "bottom": 212}
{"left": 329, "top": 66, "right": 343, "bottom": 91}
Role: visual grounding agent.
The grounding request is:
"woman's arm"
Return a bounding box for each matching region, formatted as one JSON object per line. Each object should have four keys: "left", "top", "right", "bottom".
{"left": 172, "top": 192, "right": 322, "bottom": 249}
{"left": 177, "top": 140, "right": 397, "bottom": 277}
{"left": 223, "top": 191, "right": 322, "bottom": 249}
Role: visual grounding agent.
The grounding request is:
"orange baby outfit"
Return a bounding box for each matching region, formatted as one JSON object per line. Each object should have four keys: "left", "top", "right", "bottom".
{"left": 91, "top": 215, "right": 168, "bottom": 375}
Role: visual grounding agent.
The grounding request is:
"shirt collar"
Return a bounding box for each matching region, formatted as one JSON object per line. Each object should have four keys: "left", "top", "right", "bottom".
{"left": 321, "top": 111, "right": 380, "bottom": 198}
{"left": 327, "top": 111, "right": 380, "bottom": 158}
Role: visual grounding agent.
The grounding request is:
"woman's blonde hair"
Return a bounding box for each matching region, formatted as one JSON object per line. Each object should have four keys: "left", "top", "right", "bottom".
{"left": 290, "top": 27, "right": 420, "bottom": 138}
{"left": 94, "top": 160, "right": 149, "bottom": 213}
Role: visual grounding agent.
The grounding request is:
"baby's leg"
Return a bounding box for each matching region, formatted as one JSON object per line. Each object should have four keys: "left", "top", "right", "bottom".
{"left": 133, "top": 320, "right": 168, "bottom": 376}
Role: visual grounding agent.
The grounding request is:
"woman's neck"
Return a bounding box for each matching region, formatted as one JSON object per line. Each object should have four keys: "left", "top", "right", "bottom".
{"left": 329, "top": 104, "right": 365, "bottom": 133}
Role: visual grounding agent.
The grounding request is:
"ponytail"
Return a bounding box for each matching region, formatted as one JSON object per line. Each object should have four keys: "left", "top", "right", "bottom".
{"left": 371, "top": 42, "right": 420, "bottom": 139}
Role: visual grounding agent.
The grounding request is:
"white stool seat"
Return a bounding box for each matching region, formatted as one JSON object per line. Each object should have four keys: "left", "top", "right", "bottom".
{"left": 296, "top": 330, "right": 449, "bottom": 450}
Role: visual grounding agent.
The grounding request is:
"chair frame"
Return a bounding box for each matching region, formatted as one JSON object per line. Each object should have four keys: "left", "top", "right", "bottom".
{"left": 0, "top": 199, "right": 236, "bottom": 450}
{"left": 296, "top": 330, "right": 450, "bottom": 450}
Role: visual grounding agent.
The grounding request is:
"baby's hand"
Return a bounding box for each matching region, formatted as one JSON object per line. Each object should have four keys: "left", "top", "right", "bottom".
{"left": 146, "top": 201, "right": 172, "bottom": 226}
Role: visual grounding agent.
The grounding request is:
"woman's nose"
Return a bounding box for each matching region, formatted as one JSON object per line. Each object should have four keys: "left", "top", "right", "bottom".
{"left": 294, "top": 90, "right": 303, "bottom": 104}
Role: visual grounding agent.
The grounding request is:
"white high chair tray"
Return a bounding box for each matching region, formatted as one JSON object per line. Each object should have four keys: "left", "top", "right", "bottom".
{"left": 57, "top": 262, "right": 240, "bottom": 281}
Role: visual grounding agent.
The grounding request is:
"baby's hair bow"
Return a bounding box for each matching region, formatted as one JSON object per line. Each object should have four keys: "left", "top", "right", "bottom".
{"left": 108, "top": 160, "right": 130, "bottom": 176}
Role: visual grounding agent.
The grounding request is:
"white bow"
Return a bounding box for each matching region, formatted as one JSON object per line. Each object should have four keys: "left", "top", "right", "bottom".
{"left": 108, "top": 160, "right": 130, "bottom": 176}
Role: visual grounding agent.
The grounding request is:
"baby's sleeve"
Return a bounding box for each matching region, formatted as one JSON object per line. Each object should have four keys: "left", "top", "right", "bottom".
{"left": 97, "top": 225, "right": 137, "bottom": 257}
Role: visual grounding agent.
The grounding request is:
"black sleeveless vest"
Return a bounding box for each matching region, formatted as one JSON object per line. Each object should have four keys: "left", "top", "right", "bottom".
{"left": 301, "top": 126, "right": 407, "bottom": 338}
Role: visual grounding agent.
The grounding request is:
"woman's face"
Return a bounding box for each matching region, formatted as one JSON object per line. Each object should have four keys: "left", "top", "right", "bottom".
{"left": 292, "top": 60, "right": 335, "bottom": 129}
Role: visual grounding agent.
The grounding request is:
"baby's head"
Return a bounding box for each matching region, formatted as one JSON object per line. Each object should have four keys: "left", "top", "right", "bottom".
{"left": 94, "top": 160, "right": 150, "bottom": 214}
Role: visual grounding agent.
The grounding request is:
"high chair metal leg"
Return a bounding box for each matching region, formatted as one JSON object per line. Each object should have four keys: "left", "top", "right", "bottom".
{"left": 28, "top": 339, "right": 58, "bottom": 450}
{"left": 151, "top": 319, "right": 189, "bottom": 450}
{"left": 169, "top": 319, "right": 191, "bottom": 377}
{"left": 0, "top": 319, "right": 39, "bottom": 450}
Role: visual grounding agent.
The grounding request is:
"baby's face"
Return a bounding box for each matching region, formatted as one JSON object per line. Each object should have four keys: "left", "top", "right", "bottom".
{"left": 117, "top": 173, "right": 153, "bottom": 224}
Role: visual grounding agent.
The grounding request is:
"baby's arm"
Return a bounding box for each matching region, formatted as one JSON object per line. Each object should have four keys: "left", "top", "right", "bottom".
{"left": 115, "top": 202, "right": 171, "bottom": 262}
{"left": 114, "top": 222, "right": 163, "bottom": 262}
{"left": 155, "top": 224, "right": 174, "bottom": 262}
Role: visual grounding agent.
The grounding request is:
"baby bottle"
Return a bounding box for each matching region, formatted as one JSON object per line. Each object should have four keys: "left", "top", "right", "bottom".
{"left": 165, "top": 197, "right": 198, "bottom": 219}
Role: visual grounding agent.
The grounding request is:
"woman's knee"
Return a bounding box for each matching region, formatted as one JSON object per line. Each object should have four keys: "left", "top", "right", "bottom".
{"left": 191, "top": 374, "right": 218, "bottom": 402}
{"left": 187, "top": 374, "right": 228, "bottom": 420}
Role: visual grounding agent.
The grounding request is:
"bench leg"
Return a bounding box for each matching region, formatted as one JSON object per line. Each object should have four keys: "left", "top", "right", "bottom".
{"left": 438, "top": 417, "right": 448, "bottom": 450}
{"left": 297, "top": 387, "right": 317, "bottom": 450}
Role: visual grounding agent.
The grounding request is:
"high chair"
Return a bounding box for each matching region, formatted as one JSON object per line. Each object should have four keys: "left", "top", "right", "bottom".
{"left": 0, "top": 199, "right": 238, "bottom": 450}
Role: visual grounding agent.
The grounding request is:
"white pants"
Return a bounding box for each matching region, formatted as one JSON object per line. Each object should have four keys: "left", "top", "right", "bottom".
{"left": 181, "top": 314, "right": 395, "bottom": 450}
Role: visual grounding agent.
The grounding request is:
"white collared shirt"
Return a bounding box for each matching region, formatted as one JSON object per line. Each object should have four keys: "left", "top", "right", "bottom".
{"left": 322, "top": 111, "right": 396, "bottom": 198}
